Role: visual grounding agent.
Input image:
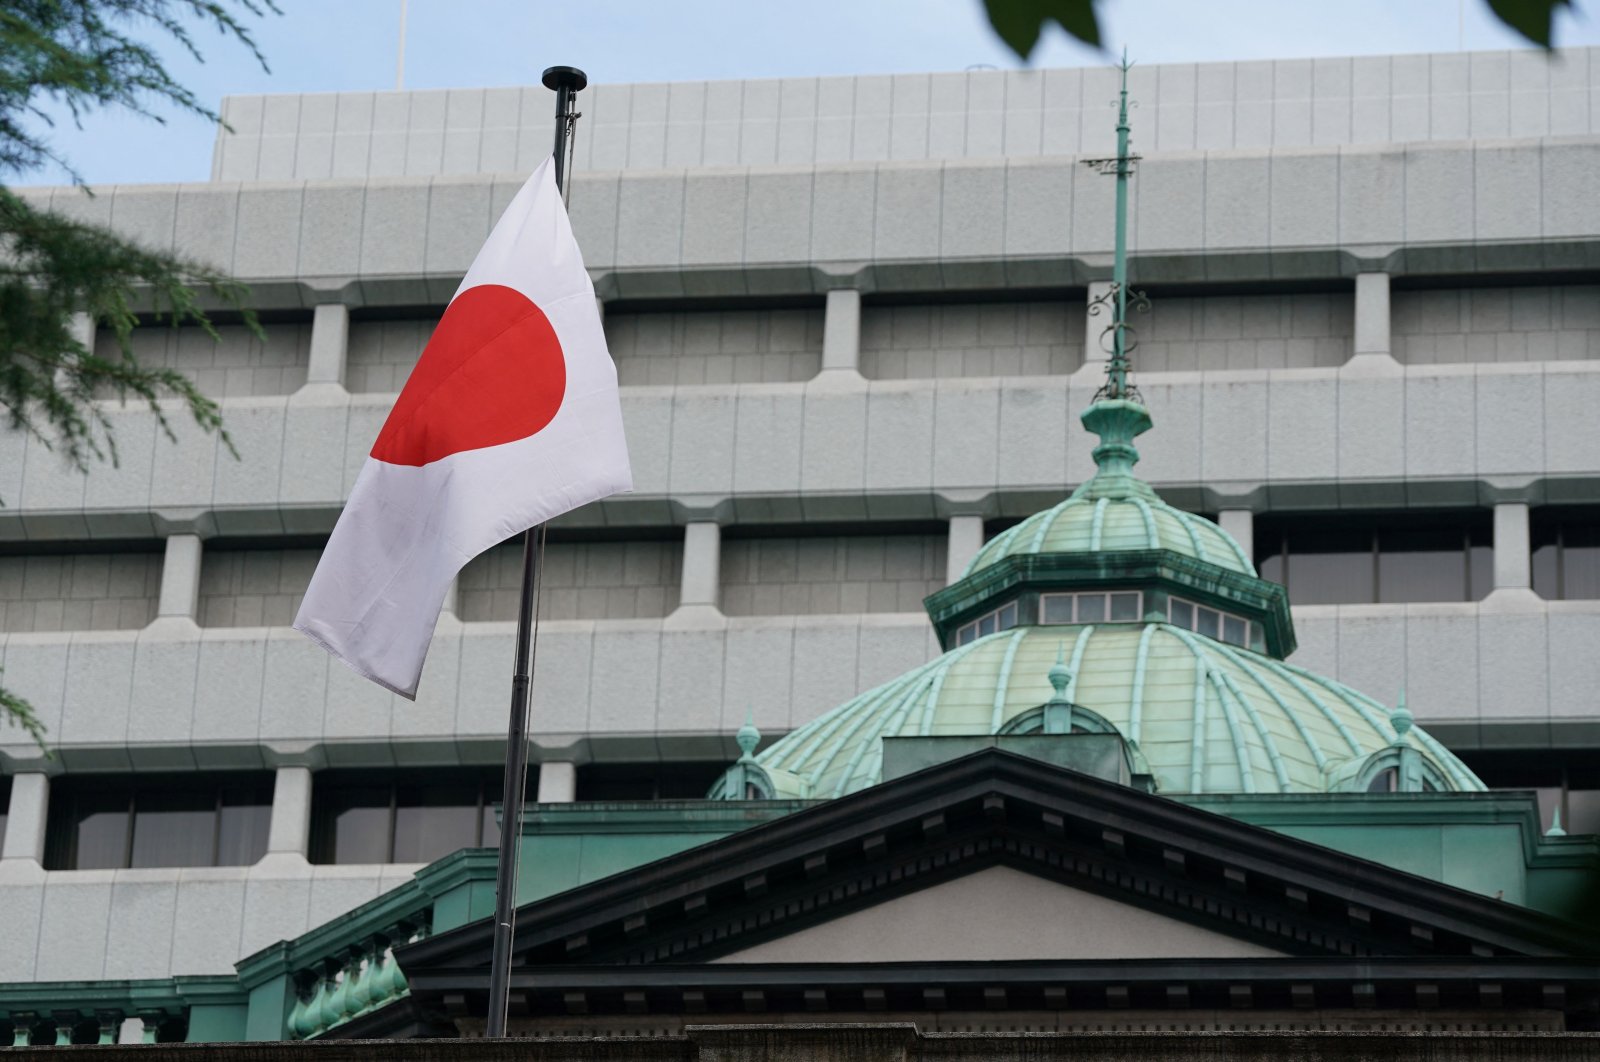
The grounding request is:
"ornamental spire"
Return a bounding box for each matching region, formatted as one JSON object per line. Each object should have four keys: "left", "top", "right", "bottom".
{"left": 1074, "top": 52, "right": 1155, "bottom": 502}
{"left": 1083, "top": 49, "right": 1149, "bottom": 404}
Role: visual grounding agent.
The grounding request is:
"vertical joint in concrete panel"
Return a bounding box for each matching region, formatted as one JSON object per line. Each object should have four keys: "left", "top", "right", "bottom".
{"left": 265, "top": 765, "right": 313, "bottom": 858}
{"left": 0, "top": 772, "right": 49, "bottom": 864}
{"left": 536, "top": 761, "right": 576, "bottom": 803}
{"left": 303, "top": 302, "right": 351, "bottom": 389}
{"left": 679, "top": 522, "right": 722, "bottom": 609}
{"left": 156, "top": 533, "right": 204, "bottom": 621}
{"left": 1083, "top": 282, "right": 1113, "bottom": 364}
{"left": 946, "top": 515, "right": 985, "bottom": 585}
{"left": 1217, "top": 510, "right": 1254, "bottom": 565}
{"left": 819, "top": 288, "right": 862, "bottom": 376}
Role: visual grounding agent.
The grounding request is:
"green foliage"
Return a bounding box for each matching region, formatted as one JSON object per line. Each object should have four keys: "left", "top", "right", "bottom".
{"left": 982, "top": 0, "right": 1575, "bottom": 58}
{"left": 0, "top": 0, "right": 275, "bottom": 746}
{"left": 1486, "top": 0, "right": 1574, "bottom": 46}
{"left": 0, "top": 0, "right": 275, "bottom": 181}
{"left": 982, "top": 0, "right": 1098, "bottom": 59}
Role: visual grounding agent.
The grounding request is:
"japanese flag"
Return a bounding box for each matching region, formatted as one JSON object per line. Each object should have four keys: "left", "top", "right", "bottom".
{"left": 294, "top": 156, "right": 632, "bottom": 698}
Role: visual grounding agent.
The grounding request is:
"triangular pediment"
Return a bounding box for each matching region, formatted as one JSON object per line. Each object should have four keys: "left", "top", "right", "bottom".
{"left": 710, "top": 865, "right": 1287, "bottom": 963}
{"left": 400, "top": 748, "right": 1594, "bottom": 984}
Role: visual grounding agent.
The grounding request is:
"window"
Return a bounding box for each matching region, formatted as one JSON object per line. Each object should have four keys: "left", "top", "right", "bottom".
{"left": 1532, "top": 508, "right": 1600, "bottom": 601}
{"left": 0, "top": 776, "right": 10, "bottom": 852}
{"left": 1038, "top": 591, "right": 1142, "bottom": 626}
{"left": 44, "top": 775, "right": 272, "bottom": 870}
{"left": 1456, "top": 750, "right": 1600, "bottom": 835}
{"left": 1255, "top": 511, "right": 1492, "bottom": 604}
{"left": 310, "top": 768, "right": 518, "bottom": 865}
{"left": 1166, "top": 596, "right": 1264, "bottom": 652}
{"left": 575, "top": 761, "right": 728, "bottom": 801}
{"left": 953, "top": 600, "right": 1021, "bottom": 646}
{"left": 1366, "top": 767, "right": 1399, "bottom": 793}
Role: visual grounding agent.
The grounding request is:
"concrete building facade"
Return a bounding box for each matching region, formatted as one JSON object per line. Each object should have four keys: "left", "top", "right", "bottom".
{"left": 1, "top": 47, "right": 1600, "bottom": 1032}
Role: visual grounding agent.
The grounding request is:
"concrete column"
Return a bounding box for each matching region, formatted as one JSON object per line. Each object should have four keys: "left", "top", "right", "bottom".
{"left": 946, "top": 516, "right": 985, "bottom": 585}
{"left": 1485, "top": 502, "right": 1540, "bottom": 610}
{"left": 1494, "top": 502, "right": 1532, "bottom": 590}
{"left": 679, "top": 522, "right": 722, "bottom": 609}
{"left": 70, "top": 312, "right": 96, "bottom": 353}
{"left": 0, "top": 772, "right": 48, "bottom": 864}
{"left": 535, "top": 761, "right": 576, "bottom": 803}
{"left": 265, "top": 766, "right": 313, "bottom": 859}
{"left": 55, "top": 313, "right": 96, "bottom": 391}
{"left": 1347, "top": 272, "right": 1399, "bottom": 370}
{"left": 1083, "top": 281, "right": 1113, "bottom": 366}
{"left": 1218, "top": 509, "right": 1254, "bottom": 564}
{"left": 818, "top": 288, "right": 863, "bottom": 378}
{"left": 298, "top": 302, "right": 350, "bottom": 396}
{"left": 155, "top": 533, "right": 203, "bottom": 622}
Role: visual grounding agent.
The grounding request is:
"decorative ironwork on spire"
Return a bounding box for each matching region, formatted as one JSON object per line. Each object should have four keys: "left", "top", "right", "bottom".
{"left": 1082, "top": 50, "right": 1149, "bottom": 404}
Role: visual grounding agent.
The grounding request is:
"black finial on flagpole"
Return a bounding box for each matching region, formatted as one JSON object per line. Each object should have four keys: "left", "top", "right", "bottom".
{"left": 541, "top": 65, "right": 587, "bottom": 92}
{"left": 485, "top": 64, "right": 588, "bottom": 1041}
{"left": 542, "top": 66, "right": 586, "bottom": 197}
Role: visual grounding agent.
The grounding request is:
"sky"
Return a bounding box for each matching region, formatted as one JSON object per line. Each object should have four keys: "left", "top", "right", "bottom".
{"left": 23, "top": 0, "right": 1600, "bottom": 187}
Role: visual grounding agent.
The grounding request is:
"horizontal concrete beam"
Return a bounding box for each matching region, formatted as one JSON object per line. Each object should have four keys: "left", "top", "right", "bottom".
{"left": 3, "top": 361, "right": 1598, "bottom": 540}
{"left": 0, "top": 614, "right": 942, "bottom": 771}
{"left": 211, "top": 51, "right": 1600, "bottom": 181}
{"left": 22, "top": 138, "right": 1600, "bottom": 302}
{"left": 0, "top": 860, "right": 410, "bottom": 984}
{"left": 3, "top": 601, "right": 1597, "bottom": 771}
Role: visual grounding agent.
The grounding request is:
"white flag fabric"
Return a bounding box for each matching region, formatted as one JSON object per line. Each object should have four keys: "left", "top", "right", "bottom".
{"left": 294, "top": 156, "right": 632, "bottom": 698}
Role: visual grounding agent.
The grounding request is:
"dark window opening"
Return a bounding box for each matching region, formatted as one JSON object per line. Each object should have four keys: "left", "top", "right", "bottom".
{"left": 1456, "top": 749, "right": 1600, "bottom": 835}
{"left": 575, "top": 762, "right": 728, "bottom": 802}
{"left": 309, "top": 767, "right": 522, "bottom": 865}
{"left": 1532, "top": 507, "right": 1600, "bottom": 601}
{"left": 1254, "top": 510, "right": 1492, "bottom": 605}
{"left": 44, "top": 774, "right": 272, "bottom": 870}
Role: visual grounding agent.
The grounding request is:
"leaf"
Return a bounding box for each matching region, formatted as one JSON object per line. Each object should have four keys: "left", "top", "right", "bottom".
{"left": 983, "top": 0, "right": 1101, "bottom": 60}
{"left": 1484, "top": 0, "right": 1573, "bottom": 47}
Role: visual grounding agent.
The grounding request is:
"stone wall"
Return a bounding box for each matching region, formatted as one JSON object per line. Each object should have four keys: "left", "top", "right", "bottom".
{"left": 345, "top": 315, "right": 436, "bottom": 393}
{"left": 458, "top": 540, "right": 682, "bottom": 621}
{"left": 95, "top": 323, "right": 311, "bottom": 399}
{"left": 0, "top": 552, "right": 162, "bottom": 632}
{"left": 720, "top": 534, "right": 946, "bottom": 616}
{"left": 1392, "top": 284, "right": 1600, "bottom": 364}
{"left": 605, "top": 308, "right": 824, "bottom": 386}
{"left": 860, "top": 301, "right": 1082, "bottom": 379}
{"left": 1133, "top": 293, "right": 1353, "bottom": 371}
{"left": 198, "top": 548, "right": 320, "bottom": 628}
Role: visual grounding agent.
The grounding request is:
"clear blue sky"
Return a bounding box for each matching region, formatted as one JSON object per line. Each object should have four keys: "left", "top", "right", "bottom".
{"left": 25, "top": 0, "right": 1600, "bottom": 186}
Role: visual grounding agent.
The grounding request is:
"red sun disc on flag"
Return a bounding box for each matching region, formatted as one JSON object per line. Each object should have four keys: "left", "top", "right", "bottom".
{"left": 370, "top": 284, "right": 568, "bottom": 467}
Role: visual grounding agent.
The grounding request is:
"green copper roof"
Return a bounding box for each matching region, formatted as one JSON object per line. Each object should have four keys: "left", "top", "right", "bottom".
{"left": 964, "top": 400, "right": 1255, "bottom": 580}
{"left": 750, "top": 624, "right": 1484, "bottom": 801}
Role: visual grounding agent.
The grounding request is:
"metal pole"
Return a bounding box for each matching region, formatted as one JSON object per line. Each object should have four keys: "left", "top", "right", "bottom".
{"left": 1110, "top": 51, "right": 1132, "bottom": 399}
{"left": 484, "top": 63, "right": 587, "bottom": 1040}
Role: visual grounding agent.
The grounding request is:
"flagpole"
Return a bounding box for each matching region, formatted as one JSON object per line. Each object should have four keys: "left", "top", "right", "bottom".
{"left": 485, "top": 63, "right": 587, "bottom": 1040}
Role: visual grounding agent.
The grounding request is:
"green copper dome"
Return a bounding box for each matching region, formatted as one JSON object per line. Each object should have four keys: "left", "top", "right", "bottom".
{"left": 965, "top": 399, "right": 1254, "bottom": 580}
{"left": 745, "top": 624, "right": 1484, "bottom": 800}
{"left": 721, "top": 396, "right": 1484, "bottom": 804}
